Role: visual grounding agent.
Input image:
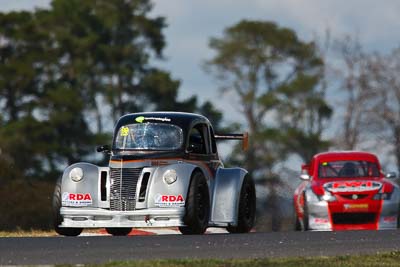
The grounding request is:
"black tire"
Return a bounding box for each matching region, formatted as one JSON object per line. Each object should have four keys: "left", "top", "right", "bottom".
{"left": 302, "top": 201, "right": 309, "bottom": 231}
{"left": 227, "top": 176, "right": 256, "bottom": 233}
{"left": 294, "top": 214, "right": 302, "bottom": 231}
{"left": 179, "top": 171, "right": 210, "bottom": 235}
{"left": 53, "top": 178, "right": 83, "bottom": 236}
{"left": 397, "top": 203, "right": 400, "bottom": 228}
{"left": 105, "top": 228, "right": 132, "bottom": 236}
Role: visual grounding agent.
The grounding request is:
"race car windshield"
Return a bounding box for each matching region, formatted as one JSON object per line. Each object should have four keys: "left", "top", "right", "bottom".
{"left": 318, "top": 160, "right": 380, "bottom": 178}
{"left": 114, "top": 123, "right": 183, "bottom": 150}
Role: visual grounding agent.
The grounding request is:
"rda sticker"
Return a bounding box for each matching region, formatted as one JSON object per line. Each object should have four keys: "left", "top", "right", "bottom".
{"left": 62, "top": 192, "right": 92, "bottom": 207}
{"left": 154, "top": 194, "right": 185, "bottom": 207}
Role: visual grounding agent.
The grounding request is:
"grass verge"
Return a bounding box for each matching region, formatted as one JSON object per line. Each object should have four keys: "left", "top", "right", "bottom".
{"left": 80, "top": 251, "right": 400, "bottom": 267}
{"left": 0, "top": 229, "right": 56, "bottom": 237}
{"left": 0, "top": 229, "right": 102, "bottom": 237}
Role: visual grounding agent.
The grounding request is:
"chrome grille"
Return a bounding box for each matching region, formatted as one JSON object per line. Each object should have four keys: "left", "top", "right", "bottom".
{"left": 110, "top": 167, "right": 143, "bottom": 211}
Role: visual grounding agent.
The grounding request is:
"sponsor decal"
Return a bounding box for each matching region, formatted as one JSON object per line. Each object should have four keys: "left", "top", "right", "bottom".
{"left": 325, "top": 181, "right": 382, "bottom": 193}
{"left": 120, "top": 126, "right": 130, "bottom": 136}
{"left": 62, "top": 192, "right": 92, "bottom": 207}
{"left": 135, "top": 116, "right": 171, "bottom": 123}
{"left": 154, "top": 194, "right": 185, "bottom": 207}
{"left": 313, "top": 218, "right": 329, "bottom": 224}
{"left": 343, "top": 203, "right": 369, "bottom": 211}
{"left": 135, "top": 116, "right": 145, "bottom": 123}
{"left": 383, "top": 216, "right": 397, "bottom": 223}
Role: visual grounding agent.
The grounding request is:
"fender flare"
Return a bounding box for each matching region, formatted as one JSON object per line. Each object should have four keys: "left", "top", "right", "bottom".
{"left": 210, "top": 167, "right": 248, "bottom": 226}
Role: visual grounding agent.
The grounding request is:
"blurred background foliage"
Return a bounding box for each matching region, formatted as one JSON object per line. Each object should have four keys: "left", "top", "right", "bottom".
{"left": 0, "top": 0, "right": 229, "bottom": 230}
{"left": 0, "top": 0, "right": 399, "bottom": 230}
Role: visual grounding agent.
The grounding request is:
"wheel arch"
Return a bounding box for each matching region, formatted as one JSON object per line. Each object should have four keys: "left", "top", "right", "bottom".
{"left": 182, "top": 166, "right": 210, "bottom": 207}
{"left": 183, "top": 166, "right": 210, "bottom": 202}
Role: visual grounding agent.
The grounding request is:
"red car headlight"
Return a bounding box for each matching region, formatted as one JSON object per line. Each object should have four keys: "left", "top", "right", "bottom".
{"left": 372, "top": 193, "right": 392, "bottom": 200}
{"left": 320, "top": 192, "right": 337, "bottom": 202}
{"left": 309, "top": 186, "right": 336, "bottom": 202}
{"left": 373, "top": 183, "right": 394, "bottom": 200}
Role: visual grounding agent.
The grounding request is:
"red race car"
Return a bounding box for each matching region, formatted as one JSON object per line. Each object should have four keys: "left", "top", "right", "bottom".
{"left": 294, "top": 151, "right": 399, "bottom": 231}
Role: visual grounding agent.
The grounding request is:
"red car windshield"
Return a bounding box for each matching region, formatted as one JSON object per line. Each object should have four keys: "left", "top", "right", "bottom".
{"left": 318, "top": 160, "right": 380, "bottom": 178}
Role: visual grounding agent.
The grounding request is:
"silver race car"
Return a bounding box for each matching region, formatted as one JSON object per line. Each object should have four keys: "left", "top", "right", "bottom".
{"left": 53, "top": 112, "right": 256, "bottom": 236}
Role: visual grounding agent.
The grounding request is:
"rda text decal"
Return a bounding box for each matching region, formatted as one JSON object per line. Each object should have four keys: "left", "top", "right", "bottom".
{"left": 62, "top": 192, "right": 92, "bottom": 207}
{"left": 154, "top": 194, "right": 185, "bottom": 207}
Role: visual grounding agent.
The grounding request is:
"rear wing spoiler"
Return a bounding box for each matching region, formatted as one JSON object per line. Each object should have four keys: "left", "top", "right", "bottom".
{"left": 214, "top": 132, "right": 249, "bottom": 150}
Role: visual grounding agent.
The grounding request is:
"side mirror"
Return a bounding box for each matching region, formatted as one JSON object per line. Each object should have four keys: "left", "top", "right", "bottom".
{"left": 300, "top": 174, "right": 311, "bottom": 180}
{"left": 96, "top": 145, "right": 111, "bottom": 154}
{"left": 385, "top": 172, "right": 397, "bottom": 179}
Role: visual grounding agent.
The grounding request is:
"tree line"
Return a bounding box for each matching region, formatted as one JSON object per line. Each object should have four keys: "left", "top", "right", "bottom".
{"left": 0, "top": 0, "right": 223, "bottom": 185}
{"left": 205, "top": 25, "right": 400, "bottom": 230}
{"left": 0, "top": 0, "right": 223, "bottom": 229}
{"left": 0, "top": 0, "right": 399, "bottom": 230}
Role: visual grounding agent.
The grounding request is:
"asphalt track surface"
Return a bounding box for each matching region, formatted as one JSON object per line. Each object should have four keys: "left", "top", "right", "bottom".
{"left": 2, "top": 230, "right": 400, "bottom": 265}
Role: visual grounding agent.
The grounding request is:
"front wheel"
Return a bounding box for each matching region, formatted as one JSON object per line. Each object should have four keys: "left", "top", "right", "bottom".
{"left": 105, "top": 228, "right": 132, "bottom": 236}
{"left": 294, "top": 214, "right": 302, "bottom": 231}
{"left": 52, "top": 178, "right": 83, "bottom": 236}
{"left": 179, "top": 172, "right": 210, "bottom": 235}
{"left": 227, "top": 176, "right": 256, "bottom": 233}
{"left": 302, "top": 202, "right": 310, "bottom": 231}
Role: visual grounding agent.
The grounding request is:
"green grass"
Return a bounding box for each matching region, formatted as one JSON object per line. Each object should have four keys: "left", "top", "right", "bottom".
{"left": 0, "top": 229, "right": 56, "bottom": 237}
{"left": 0, "top": 229, "right": 100, "bottom": 237}
{"left": 76, "top": 251, "right": 400, "bottom": 267}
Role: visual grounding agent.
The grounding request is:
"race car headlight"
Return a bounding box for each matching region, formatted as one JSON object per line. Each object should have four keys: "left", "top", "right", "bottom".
{"left": 373, "top": 183, "right": 394, "bottom": 200}
{"left": 308, "top": 189, "right": 336, "bottom": 202}
{"left": 373, "top": 193, "right": 392, "bottom": 200}
{"left": 163, "top": 169, "right": 177, "bottom": 185}
{"left": 69, "top": 167, "right": 84, "bottom": 182}
{"left": 321, "top": 192, "right": 337, "bottom": 202}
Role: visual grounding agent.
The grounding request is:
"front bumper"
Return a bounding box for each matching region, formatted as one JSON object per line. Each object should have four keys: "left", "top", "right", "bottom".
{"left": 307, "top": 200, "right": 399, "bottom": 231}
{"left": 60, "top": 207, "right": 186, "bottom": 228}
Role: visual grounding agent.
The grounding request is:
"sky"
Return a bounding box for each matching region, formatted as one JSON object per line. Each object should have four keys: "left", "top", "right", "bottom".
{"left": 2, "top": 0, "right": 400, "bottom": 123}
{"left": 149, "top": 0, "right": 400, "bottom": 121}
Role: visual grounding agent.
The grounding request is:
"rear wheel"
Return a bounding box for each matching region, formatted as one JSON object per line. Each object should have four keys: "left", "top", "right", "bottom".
{"left": 105, "top": 228, "right": 132, "bottom": 236}
{"left": 294, "top": 214, "right": 302, "bottom": 231}
{"left": 179, "top": 172, "right": 210, "bottom": 235}
{"left": 397, "top": 205, "right": 400, "bottom": 228}
{"left": 227, "top": 176, "right": 256, "bottom": 233}
{"left": 302, "top": 202, "right": 310, "bottom": 231}
{"left": 53, "top": 178, "right": 83, "bottom": 236}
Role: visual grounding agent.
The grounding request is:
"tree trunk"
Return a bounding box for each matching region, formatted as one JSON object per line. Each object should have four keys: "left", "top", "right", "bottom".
{"left": 6, "top": 87, "right": 18, "bottom": 121}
